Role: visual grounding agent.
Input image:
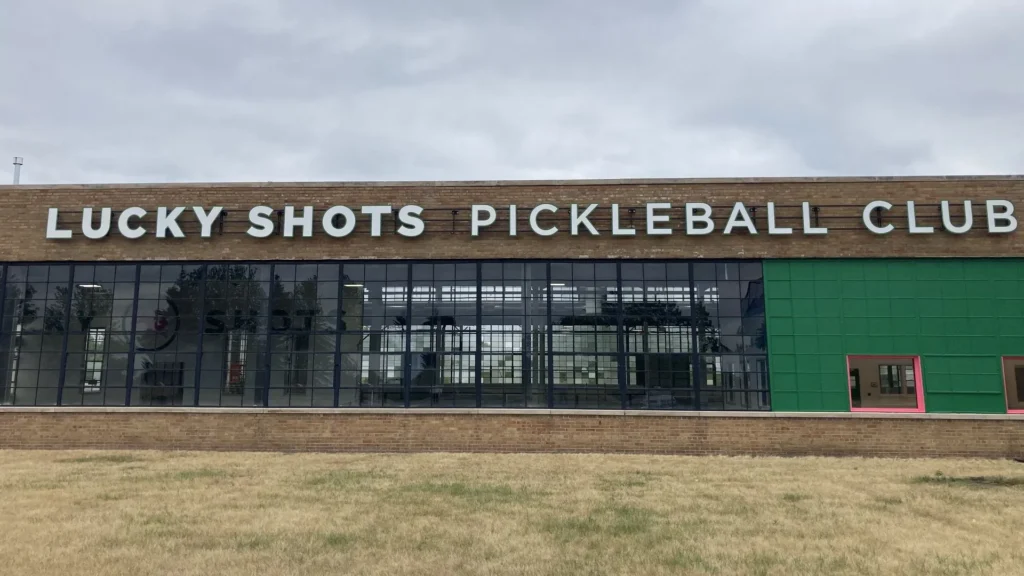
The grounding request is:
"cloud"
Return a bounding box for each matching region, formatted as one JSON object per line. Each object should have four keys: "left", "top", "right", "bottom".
{"left": 1, "top": 0, "right": 1021, "bottom": 184}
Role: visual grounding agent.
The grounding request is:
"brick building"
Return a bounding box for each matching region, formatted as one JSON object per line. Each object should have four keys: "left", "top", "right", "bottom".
{"left": 0, "top": 176, "right": 1022, "bottom": 457}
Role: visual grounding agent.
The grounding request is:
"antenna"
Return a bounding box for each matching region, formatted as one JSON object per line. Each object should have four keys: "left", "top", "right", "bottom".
{"left": 12, "top": 157, "right": 23, "bottom": 185}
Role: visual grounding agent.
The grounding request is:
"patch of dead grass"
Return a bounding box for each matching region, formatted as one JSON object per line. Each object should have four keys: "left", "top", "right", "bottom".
{"left": 1, "top": 451, "right": 1023, "bottom": 575}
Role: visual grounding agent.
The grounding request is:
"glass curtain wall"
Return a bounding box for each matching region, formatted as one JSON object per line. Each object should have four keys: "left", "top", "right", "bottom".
{"left": 550, "top": 263, "right": 620, "bottom": 408}
{"left": 0, "top": 265, "right": 71, "bottom": 405}
{"left": 0, "top": 260, "right": 769, "bottom": 410}
{"left": 198, "top": 264, "right": 271, "bottom": 407}
{"left": 622, "top": 262, "right": 694, "bottom": 409}
{"left": 480, "top": 263, "right": 549, "bottom": 407}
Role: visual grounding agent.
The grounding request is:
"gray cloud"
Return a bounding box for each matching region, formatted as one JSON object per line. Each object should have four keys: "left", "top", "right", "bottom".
{"left": 1, "top": 0, "right": 1022, "bottom": 184}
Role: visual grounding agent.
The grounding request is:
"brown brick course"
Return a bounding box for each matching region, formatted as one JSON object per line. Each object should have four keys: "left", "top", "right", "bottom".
{"left": 1, "top": 409, "right": 1021, "bottom": 458}
{"left": 2, "top": 176, "right": 1023, "bottom": 262}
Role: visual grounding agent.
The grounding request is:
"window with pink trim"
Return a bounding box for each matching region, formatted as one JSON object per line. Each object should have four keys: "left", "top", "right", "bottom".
{"left": 847, "top": 355, "right": 924, "bottom": 412}
{"left": 1003, "top": 357, "right": 1024, "bottom": 413}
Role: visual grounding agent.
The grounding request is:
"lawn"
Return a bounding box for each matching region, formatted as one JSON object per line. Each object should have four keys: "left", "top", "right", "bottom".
{"left": 1, "top": 451, "right": 1023, "bottom": 575}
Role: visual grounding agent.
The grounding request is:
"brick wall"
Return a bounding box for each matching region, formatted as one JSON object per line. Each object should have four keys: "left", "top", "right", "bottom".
{"left": 1, "top": 409, "right": 1021, "bottom": 458}
{"left": 2, "top": 177, "right": 1023, "bottom": 261}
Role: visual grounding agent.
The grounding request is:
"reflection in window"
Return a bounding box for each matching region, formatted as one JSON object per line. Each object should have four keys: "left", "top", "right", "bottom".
{"left": 0, "top": 260, "right": 769, "bottom": 410}
{"left": 83, "top": 328, "right": 106, "bottom": 393}
{"left": 550, "top": 262, "right": 620, "bottom": 408}
{"left": 132, "top": 264, "right": 201, "bottom": 407}
{"left": 0, "top": 265, "right": 70, "bottom": 405}
{"left": 481, "top": 263, "right": 549, "bottom": 407}
{"left": 879, "top": 364, "right": 915, "bottom": 396}
{"left": 60, "top": 265, "right": 133, "bottom": 406}
{"left": 267, "top": 263, "right": 337, "bottom": 407}
{"left": 339, "top": 263, "right": 408, "bottom": 407}
{"left": 199, "top": 264, "right": 268, "bottom": 407}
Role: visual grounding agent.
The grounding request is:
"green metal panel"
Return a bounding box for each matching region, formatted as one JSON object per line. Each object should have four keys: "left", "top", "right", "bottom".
{"left": 764, "top": 259, "right": 1024, "bottom": 413}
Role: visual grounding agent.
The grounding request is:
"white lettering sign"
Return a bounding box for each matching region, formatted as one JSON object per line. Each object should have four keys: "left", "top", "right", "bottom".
{"left": 42, "top": 200, "right": 1020, "bottom": 240}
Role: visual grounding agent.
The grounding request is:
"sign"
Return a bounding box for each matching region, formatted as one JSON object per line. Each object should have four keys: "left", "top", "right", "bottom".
{"left": 44, "top": 200, "right": 1018, "bottom": 239}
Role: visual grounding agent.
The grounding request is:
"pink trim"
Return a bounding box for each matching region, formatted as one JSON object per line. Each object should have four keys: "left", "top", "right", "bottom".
{"left": 847, "top": 355, "right": 925, "bottom": 413}
{"left": 1002, "top": 356, "right": 1024, "bottom": 414}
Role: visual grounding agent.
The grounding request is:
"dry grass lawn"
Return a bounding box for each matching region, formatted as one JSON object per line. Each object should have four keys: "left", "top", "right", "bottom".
{"left": 1, "top": 451, "right": 1023, "bottom": 575}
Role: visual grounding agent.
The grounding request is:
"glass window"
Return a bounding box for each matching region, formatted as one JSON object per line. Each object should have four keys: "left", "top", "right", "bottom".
{"left": 131, "top": 264, "right": 201, "bottom": 406}
{"left": 552, "top": 262, "right": 619, "bottom": 409}
{"left": 198, "top": 264, "right": 270, "bottom": 407}
{"left": 266, "top": 263, "right": 339, "bottom": 408}
{"left": 409, "top": 263, "right": 477, "bottom": 407}
{"left": 848, "top": 355, "right": 923, "bottom": 412}
{"left": 623, "top": 262, "right": 694, "bottom": 410}
{"left": 61, "top": 265, "right": 133, "bottom": 406}
{"left": 0, "top": 260, "right": 769, "bottom": 411}
{"left": 1, "top": 265, "right": 70, "bottom": 405}
{"left": 481, "top": 262, "right": 548, "bottom": 407}
{"left": 338, "top": 263, "right": 408, "bottom": 407}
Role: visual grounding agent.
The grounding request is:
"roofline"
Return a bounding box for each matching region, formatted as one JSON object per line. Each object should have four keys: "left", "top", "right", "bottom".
{"left": 3, "top": 175, "right": 1024, "bottom": 190}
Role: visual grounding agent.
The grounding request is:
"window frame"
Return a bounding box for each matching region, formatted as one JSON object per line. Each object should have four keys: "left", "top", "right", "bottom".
{"left": 82, "top": 326, "right": 107, "bottom": 393}
{"left": 846, "top": 355, "right": 924, "bottom": 413}
{"left": 0, "top": 259, "right": 769, "bottom": 410}
{"left": 1002, "top": 355, "right": 1024, "bottom": 414}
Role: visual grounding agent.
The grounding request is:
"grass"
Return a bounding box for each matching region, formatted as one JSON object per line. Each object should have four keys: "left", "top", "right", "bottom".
{"left": 1, "top": 452, "right": 1023, "bottom": 575}
{"left": 913, "top": 471, "right": 1024, "bottom": 488}
{"left": 58, "top": 454, "right": 141, "bottom": 464}
{"left": 171, "top": 467, "right": 231, "bottom": 481}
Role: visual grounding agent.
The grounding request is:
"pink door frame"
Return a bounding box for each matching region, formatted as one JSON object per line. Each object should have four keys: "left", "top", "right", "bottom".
{"left": 1003, "top": 356, "right": 1024, "bottom": 414}
{"left": 847, "top": 355, "right": 925, "bottom": 413}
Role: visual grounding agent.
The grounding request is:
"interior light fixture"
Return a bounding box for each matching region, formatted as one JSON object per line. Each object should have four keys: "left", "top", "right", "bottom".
{"left": 77, "top": 284, "right": 103, "bottom": 289}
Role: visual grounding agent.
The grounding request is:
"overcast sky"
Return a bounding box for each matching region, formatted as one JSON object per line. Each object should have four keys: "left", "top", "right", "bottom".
{"left": 1, "top": 0, "right": 1022, "bottom": 184}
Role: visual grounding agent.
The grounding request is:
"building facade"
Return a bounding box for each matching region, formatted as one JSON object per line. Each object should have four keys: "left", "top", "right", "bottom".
{"left": 0, "top": 177, "right": 1022, "bottom": 456}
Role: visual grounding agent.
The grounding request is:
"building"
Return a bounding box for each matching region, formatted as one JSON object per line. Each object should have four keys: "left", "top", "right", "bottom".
{"left": 0, "top": 177, "right": 1022, "bottom": 457}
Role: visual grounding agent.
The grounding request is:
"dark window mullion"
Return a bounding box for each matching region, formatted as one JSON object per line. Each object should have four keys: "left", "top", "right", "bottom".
{"left": 689, "top": 262, "right": 701, "bottom": 410}
{"left": 475, "top": 262, "right": 482, "bottom": 408}
{"left": 261, "top": 263, "right": 275, "bottom": 407}
{"left": 334, "top": 263, "right": 343, "bottom": 408}
{"left": 403, "top": 264, "right": 412, "bottom": 408}
{"left": 192, "top": 265, "right": 206, "bottom": 407}
{"left": 616, "top": 262, "right": 627, "bottom": 410}
{"left": 521, "top": 266, "right": 532, "bottom": 409}
{"left": 546, "top": 262, "right": 554, "bottom": 409}
{"left": 124, "top": 265, "right": 142, "bottom": 405}
{"left": 56, "top": 264, "right": 75, "bottom": 406}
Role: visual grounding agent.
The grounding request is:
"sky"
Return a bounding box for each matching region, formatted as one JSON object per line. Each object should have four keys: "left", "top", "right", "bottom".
{"left": 1, "top": 0, "right": 1022, "bottom": 184}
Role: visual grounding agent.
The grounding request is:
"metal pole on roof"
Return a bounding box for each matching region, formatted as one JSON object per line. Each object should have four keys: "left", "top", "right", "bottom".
{"left": 12, "top": 157, "right": 22, "bottom": 184}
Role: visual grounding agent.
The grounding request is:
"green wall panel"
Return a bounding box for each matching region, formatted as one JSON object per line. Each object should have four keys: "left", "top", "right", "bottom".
{"left": 764, "top": 259, "right": 1024, "bottom": 413}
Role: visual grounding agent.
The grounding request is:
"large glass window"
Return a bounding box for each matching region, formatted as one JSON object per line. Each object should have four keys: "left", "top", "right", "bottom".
{"left": 480, "top": 263, "right": 548, "bottom": 407}
{"left": 409, "top": 263, "right": 478, "bottom": 407}
{"left": 339, "top": 263, "right": 408, "bottom": 407}
{"left": 623, "top": 262, "right": 693, "bottom": 409}
{"left": 198, "top": 264, "right": 270, "bottom": 407}
{"left": 0, "top": 260, "right": 769, "bottom": 410}
{"left": 267, "top": 264, "right": 338, "bottom": 407}
{"left": 693, "top": 263, "right": 769, "bottom": 411}
{"left": 61, "top": 265, "right": 135, "bottom": 406}
{"left": 131, "top": 264, "right": 203, "bottom": 406}
{"left": 551, "top": 262, "right": 619, "bottom": 408}
{"left": 0, "top": 265, "right": 70, "bottom": 405}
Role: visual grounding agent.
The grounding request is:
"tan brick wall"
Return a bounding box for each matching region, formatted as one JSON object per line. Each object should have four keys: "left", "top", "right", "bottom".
{"left": 2, "top": 176, "right": 1023, "bottom": 261}
{"left": 1, "top": 409, "right": 1021, "bottom": 458}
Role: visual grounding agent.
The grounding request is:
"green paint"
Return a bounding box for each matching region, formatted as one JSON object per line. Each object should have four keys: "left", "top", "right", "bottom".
{"left": 764, "top": 259, "right": 1024, "bottom": 413}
